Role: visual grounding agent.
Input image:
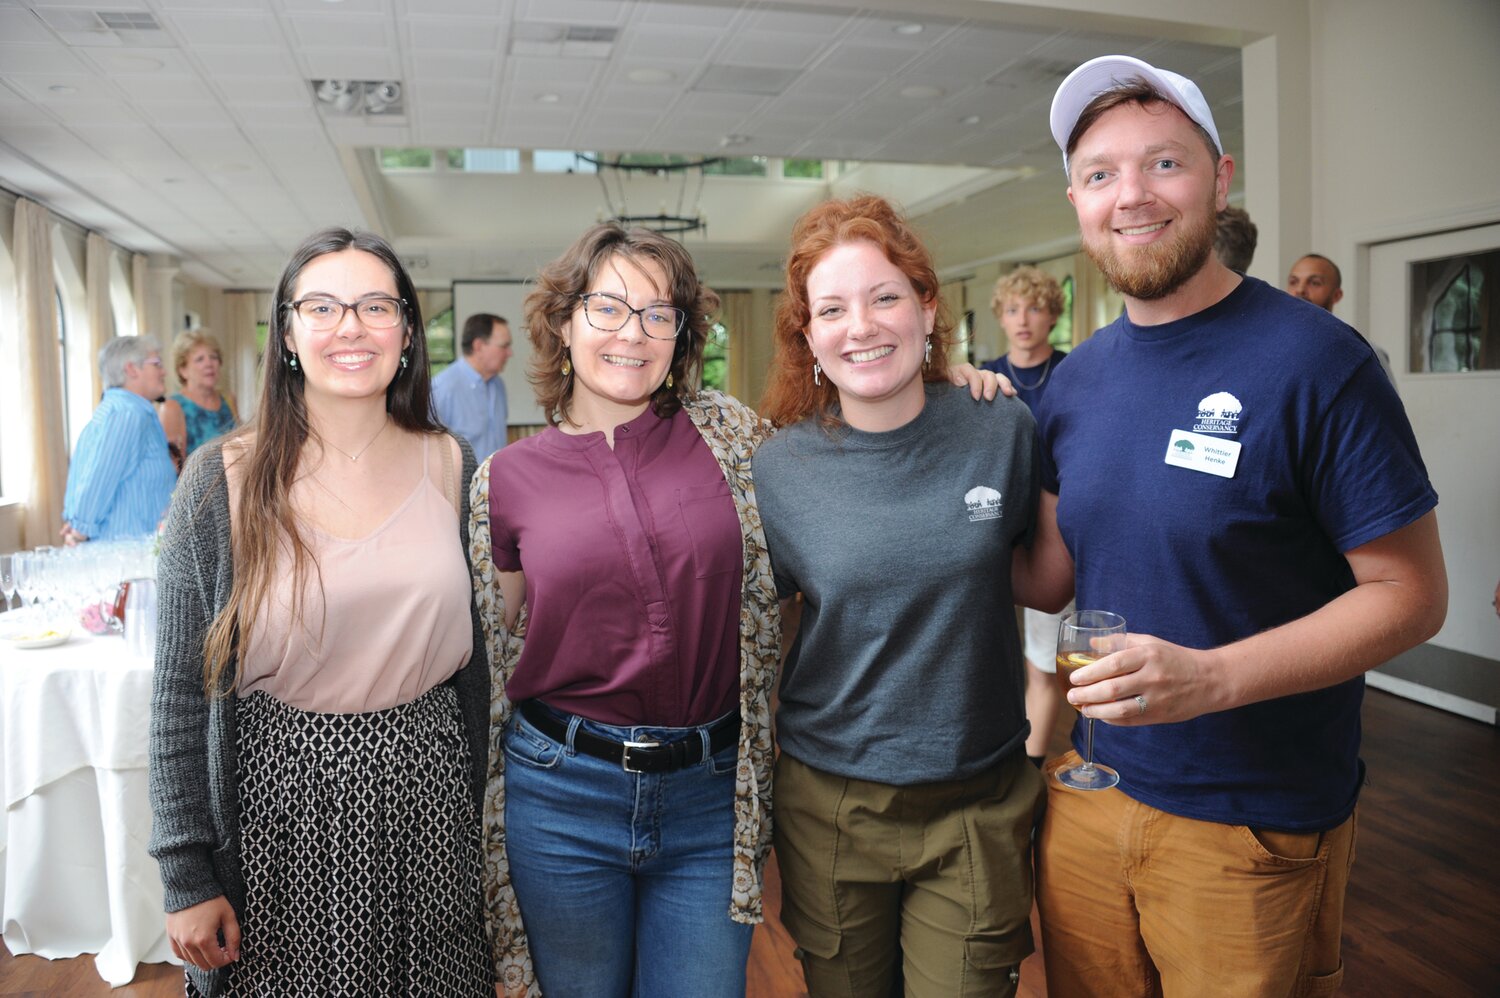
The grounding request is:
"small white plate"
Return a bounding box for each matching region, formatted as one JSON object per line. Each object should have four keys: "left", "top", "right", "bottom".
{"left": 2, "top": 631, "right": 71, "bottom": 649}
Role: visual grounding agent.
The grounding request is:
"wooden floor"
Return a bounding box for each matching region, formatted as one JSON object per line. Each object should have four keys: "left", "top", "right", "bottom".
{"left": 3, "top": 690, "right": 1495, "bottom": 996}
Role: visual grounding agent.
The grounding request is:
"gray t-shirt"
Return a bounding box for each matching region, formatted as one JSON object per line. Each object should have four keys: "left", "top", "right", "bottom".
{"left": 753, "top": 383, "right": 1038, "bottom": 784}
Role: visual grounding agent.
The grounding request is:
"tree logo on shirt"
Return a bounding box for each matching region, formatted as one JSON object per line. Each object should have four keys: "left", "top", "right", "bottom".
{"left": 1174, "top": 438, "right": 1195, "bottom": 453}
{"left": 964, "top": 486, "right": 1003, "bottom": 522}
{"left": 1193, "top": 391, "right": 1242, "bottom": 435}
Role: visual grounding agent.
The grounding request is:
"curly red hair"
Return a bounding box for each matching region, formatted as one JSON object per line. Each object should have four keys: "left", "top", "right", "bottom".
{"left": 760, "top": 194, "right": 952, "bottom": 428}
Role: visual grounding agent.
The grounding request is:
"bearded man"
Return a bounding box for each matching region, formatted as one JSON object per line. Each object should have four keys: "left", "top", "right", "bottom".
{"left": 1017, "top": 55, "right": 1447, "bottom": 996}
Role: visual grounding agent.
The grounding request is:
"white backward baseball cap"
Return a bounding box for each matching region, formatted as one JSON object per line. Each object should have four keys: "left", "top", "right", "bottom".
{"left": 1050, "top": 54, "right": 1222, "bottom": 175}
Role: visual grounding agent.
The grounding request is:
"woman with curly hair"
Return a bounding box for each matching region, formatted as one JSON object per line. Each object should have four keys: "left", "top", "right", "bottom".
{"left": 754, "top": 195, "right": 1069, "bottom": 998}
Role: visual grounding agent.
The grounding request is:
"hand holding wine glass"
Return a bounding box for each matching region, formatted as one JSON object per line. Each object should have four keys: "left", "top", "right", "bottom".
{"left": 1054, "top": 610, "right": 1127, "bottom": 791}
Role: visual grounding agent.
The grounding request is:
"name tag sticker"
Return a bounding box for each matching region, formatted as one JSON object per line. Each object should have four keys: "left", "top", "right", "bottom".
{"left": 1164, "top": 429, "right": 1241, "bottom": 479}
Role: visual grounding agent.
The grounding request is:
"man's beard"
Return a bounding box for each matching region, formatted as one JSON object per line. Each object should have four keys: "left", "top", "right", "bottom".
{"left": 1082, "top": 192, "right": 1217, "bottom": 301}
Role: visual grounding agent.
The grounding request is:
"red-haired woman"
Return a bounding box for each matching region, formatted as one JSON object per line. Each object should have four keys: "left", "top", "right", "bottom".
{"left": 754, "top": 195, "right": 1071, "bottom": 997}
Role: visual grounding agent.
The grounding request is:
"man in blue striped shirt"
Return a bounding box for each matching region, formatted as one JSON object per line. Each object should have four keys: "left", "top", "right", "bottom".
{"left": 430, "top": 312, "right": 511, "bottom": 459}
{"left": 61, "top": 336, "right": 177, "bottom": 543}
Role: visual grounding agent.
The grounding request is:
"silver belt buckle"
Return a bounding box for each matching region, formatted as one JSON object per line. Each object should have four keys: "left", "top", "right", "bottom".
{"left": 621, "top": 739, "right": 660, "bottom": 773}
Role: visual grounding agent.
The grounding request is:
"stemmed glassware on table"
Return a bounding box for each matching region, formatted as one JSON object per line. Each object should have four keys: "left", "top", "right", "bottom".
{"left": 1054, "top": 610, "right": 1128, "bottom": 791}
{"left": 0, "top": 554, "right": 15, "bottom": 616}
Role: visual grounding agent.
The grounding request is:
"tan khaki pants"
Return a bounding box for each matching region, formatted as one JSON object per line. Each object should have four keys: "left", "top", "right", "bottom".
{"left": 773, "top": 751, "right": 1045, "bottom": 998}
{"left": 1037, "top": 751, "right": 1356, "bottom": 998}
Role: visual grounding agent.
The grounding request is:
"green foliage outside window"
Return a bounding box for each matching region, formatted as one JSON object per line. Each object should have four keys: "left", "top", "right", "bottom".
{"left": 783, "top": 158, "right": 824, "bottom": 179}
{"left": 701, "top": 322, "right": 729, "bottom": 391}
{"left": 380, "top": 148, "right": 434, "bottom": 170}
{"left": 1050, "top": 276, "right": 1074, "bottom": 350}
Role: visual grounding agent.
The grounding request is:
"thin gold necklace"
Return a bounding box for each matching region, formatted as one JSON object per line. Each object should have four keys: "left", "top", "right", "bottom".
{"left": 321, "top": 418, "right": 389, "bottom": 463}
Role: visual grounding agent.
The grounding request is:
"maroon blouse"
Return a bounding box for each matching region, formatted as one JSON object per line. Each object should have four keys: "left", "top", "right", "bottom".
{"left": 488, "top": 405, "right": 743, "bottom": 727}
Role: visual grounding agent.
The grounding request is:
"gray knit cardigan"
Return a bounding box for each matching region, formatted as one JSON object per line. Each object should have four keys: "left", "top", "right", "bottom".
{"left": 147, "top": 436, "right": 492, "bottom": 997}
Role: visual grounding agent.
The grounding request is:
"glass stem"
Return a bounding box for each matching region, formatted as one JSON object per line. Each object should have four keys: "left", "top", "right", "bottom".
{"left": 1082, "top": 717, "right": 1097, "bottom": 771}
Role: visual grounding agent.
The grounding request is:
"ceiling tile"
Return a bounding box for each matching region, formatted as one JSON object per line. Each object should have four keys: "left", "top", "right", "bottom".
{"left": 635, "top": 3, "right": 739, "bottom": 29}
{"left": 195, "top": 47, "right": 299, "bottom": 78}
{"left": 0, "top": 9, "right": 61, "bottom": 43}
{"left": 287, "top": 14, "right": 390, "bottom": 50}
{"left": 411, "top": 51, "right": 495, "bottom": 81}
{"left": 743, "top": 8, "right": 850, "bottom": 35}
{"left": 408, "top": 17, "right": 503, "bottom": 52}
{"left": 299, "top": 51, "right": 401, "bottom": 79}
{"left": 0, "top": 44, "right": 89, "bottom": 75}
{"left": 517, "top": 0, "right": 627, "bottom": 25}
{"left": 717, "top": 32, "right": 826, "bottom": 70}
{"left": 164, "top": 11, "right": 283, "bottom": 47}
{"left": 622, "top": 27, "right": 723, "bottom": 61}
{"left": 220, "top": 77, "right": 311, "bottom": 105}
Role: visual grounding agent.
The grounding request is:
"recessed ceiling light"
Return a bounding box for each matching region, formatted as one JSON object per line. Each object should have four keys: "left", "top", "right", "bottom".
{"left": 899, "top": 84, "right": 945, "bottom": 100}
{"left": 536, "top": 92, "right": 561, "bottom": 104}
{"left": 626, "top": 67, "right": 675, "bottom": 84}
{"left": 719, "top": 133, "right": 751, "bottom": 148}
{"left": 959, "top": 114, "right": 981, "bottom": 126}
{"left": 48, "top": 84, "right": 77, "bottom": 94}
{"left": 893, "top": 23, "right": 924, "bottom": 36}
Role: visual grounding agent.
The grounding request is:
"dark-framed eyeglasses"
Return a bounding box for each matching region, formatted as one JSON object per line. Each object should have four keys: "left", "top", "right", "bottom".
{"left": 578, "top": 292, "right": 686, "bottom": 340}
{"left": 286, "top": 296, "right": 407, "bottom": 331}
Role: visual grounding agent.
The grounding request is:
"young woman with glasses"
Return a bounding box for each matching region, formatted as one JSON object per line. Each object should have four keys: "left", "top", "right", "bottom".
{"left": 148, "top": 228, "right": 492, "bottom": 997}
{"left": 471, "top": 222, "right": 1009, "bottom": 997}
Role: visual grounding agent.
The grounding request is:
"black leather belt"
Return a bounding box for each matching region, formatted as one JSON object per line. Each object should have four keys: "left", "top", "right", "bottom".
{"left": 518, "top": 700, "right": 740, "bottom": 774}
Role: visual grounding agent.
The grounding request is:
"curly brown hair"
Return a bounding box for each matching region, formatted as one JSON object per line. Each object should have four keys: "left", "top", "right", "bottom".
{"left": 990, "top": 265, "right": 1064, "bottom": 320}
{"left": 760, "top": 194, "right": 953, "bottom": 428}
{"left": 525, "top": 224, "right": 720, "bottom": 427}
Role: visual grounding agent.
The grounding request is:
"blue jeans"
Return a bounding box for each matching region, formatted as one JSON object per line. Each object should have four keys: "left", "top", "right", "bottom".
{"left": 503, "top": 704, "right": 752, "bottom": 998}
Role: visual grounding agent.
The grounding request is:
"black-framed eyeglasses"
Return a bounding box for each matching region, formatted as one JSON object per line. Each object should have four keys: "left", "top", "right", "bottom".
{"left": 578, "top": 292, "right": 686, "bottom": 340}
{"left": 286, "top": 296, "right": 407, "bottom": 331}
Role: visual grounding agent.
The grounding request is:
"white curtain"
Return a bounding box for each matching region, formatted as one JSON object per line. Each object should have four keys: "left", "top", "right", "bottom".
{"left": 130, "top": 252, "right": 147, "bottom": 338}
{"left": 13, "top": 200, "right": 68, "bottom": 548}
{"left": 224, "top": 292, "right": 261, "bottom": 421}
{"left": 85, "top": 232, "right": 115, "bottom": 400}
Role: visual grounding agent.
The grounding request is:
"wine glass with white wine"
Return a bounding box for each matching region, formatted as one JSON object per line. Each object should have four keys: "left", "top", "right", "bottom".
{"left": 1054, "top": 610, "right": 1127, "bottom": 791}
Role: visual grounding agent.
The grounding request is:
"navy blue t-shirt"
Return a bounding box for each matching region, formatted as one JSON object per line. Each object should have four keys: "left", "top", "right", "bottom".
{"left": 981, "top": 350, "right": 1067, "bottom": 416}
{"left": 1038, "top": 277, "right": 1436, "bottom": 831}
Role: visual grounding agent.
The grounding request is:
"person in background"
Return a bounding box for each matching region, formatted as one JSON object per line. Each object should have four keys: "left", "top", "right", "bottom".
{"left": 983, "top": 265, "right": 1074, "bottom": 766}
{"left": 160, "top": 330, "right": 238, "bottom": 465}
{"left": 432, "top": 312, "right": 512, "bottom": 458}
{"left": 1213, "top": 205, "right": 1257, "bottom": 273}
{"left": 61, "top": 335, "right": 177, "bottom": 544}
{"left": 149, "top": 228, "right": 492, "bottom": 997}
{"left": 1033, "top": 54, "right": 1446, "bottom": 995}
{"left": 1287, "top": 252, "right": 1397, "bottom": 384}
{"left": 755, "top": 195, "right": 1054, "bottom": 997}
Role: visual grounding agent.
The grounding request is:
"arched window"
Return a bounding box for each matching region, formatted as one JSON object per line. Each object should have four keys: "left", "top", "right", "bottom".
{"left": 1429, "top": 263, "right": 1482, "bottom": 371}
{"left": 1411, "top": 248, "right": 1498, "bottom": 373}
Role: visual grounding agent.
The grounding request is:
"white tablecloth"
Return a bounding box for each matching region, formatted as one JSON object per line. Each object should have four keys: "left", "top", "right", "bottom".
{"left": 0, "top": 630, "right": 179, "bottom": 986}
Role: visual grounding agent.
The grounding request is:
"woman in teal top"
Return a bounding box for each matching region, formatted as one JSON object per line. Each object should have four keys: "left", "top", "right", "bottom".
{"left": 161, "top": 331, "right": 238, "bottom": 463}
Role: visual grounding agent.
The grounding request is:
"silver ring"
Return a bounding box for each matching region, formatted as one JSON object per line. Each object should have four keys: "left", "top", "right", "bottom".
{"left": 1134, "top": 694, "right": 1147, "bottom": 716}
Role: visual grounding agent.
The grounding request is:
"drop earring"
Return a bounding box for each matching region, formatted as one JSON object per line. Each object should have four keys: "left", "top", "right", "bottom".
{"left": 400, "top": 352, "right": 409, "bottom": 370}
{"left": 665, "top": 372, "right": 674, "bottom": 389}
{"left": 813, "top": 361, "right": 821, "bottom": 386}
{"left": 561, "top": 357, "right": 572, "bottom": 376}
{"left": 288, "top": 353, "right": 299, "bottom": 370}
{"left": 923, "top": 337, "right": 932, "bottom": 367}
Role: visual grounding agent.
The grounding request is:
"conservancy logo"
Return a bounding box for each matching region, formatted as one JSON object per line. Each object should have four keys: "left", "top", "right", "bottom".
{"left": 964, "top": 486, "right": 1003, "bottom": 522}
{"left": 1193, "top": 391, "right": 1242, "bottom": 435}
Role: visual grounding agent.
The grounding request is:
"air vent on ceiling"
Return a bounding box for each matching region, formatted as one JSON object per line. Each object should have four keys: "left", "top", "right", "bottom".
{"left": 565, "top": 26, "right": 617, "bottom": 43}
{"left": 97, "top": 11, "right": 161, "bottom": 31}
{"left": 985, "top": 58, "right": 1076, "bottom": 89}
{"left": 510, "top": 22, "right": 618, "bottom": 58}
{"left": 691, "top": 65, "right": 801, "bottom": 98}
{"left": 33, "top": 7, "right": 171, "bottom": 47}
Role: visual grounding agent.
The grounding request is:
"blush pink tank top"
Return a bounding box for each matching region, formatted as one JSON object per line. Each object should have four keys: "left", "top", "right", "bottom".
{"left": 238, "top": 436, "right": 473, "bottom": 713}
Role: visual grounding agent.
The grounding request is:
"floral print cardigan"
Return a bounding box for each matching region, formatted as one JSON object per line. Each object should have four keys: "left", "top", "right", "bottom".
{"left": 467, "top": 389, "right": 782, "bottom": 994}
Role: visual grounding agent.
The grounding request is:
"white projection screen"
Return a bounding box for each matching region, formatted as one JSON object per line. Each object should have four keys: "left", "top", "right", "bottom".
{"left": 451, "top": 279, "right": 544, "bottom": 427}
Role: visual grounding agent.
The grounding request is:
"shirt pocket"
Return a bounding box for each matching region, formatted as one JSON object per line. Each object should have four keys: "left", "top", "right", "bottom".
{"left": 676, "top": 481, "right": 743, "bottom": 580}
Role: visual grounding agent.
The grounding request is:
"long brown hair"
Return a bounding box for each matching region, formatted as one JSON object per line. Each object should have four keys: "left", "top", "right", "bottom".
{"left": 525, "top": 223, "right": 720, "bottom": 427}
{"left": 760, "top": 194, "right": 953, "bottom": 428}
{"left": 200, "top": 228, "right": 440, "bottom": 695}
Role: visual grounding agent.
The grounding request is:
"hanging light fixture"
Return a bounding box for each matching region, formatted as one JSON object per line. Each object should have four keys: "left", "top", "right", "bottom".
{"left": 577, "top": 154, "right": 721, "bottom": 236}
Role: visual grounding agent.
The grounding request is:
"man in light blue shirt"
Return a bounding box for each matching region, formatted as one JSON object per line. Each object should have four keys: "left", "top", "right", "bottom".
{"left": 431, "top": 312, "right": 511, "bottom": 459}
{"left": 62, "top": 336, "right": 178, "bottom": 543}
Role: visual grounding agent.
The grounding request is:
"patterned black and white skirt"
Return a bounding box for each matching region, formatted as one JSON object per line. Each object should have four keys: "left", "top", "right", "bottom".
{"left": 189, "top": 683, "right": 491, "bottom": 997}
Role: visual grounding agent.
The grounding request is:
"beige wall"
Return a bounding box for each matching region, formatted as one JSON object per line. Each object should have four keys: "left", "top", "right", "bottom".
{"left": 1310, "top": 0, "right": 1500, "bottom": 659}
